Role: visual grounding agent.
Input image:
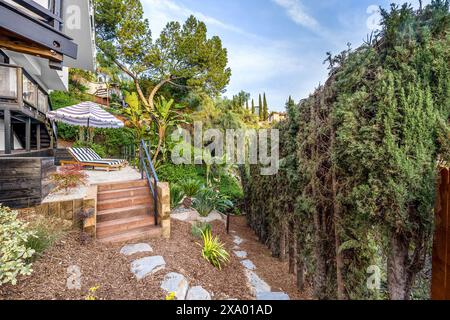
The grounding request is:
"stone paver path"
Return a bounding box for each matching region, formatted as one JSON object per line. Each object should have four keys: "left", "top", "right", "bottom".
{"left": 186, "top": 286, "right": 212, "bottom": 300}
{"left": 130, "top": 256, "right": 166, "bottom": 280}
{"left": 120, "top": 243, "right": 153, "bottom": 256}
{"left": 232, "top": 236, "right": 290, "bottom": 300}
{"left": 160, "top": 272, "right": 189, "bottom": 300}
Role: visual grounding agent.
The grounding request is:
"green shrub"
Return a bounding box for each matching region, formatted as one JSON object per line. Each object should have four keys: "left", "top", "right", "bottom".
{"left": 193, "top": 188, "right": 216, "bottom": 217}
{"left": 191, "top": 222, "right": 212, "bottom": 239}
{"left": 170, "top": 184, "right": 185, "bottom": 209}
{"left": 193, "top": 187, "right": 234, "bottom": 216}
{"left": 200, "top": 230, "right": 230, "bottom": 270}
{"left": 157, "top": 164, "right": 206, "bottom": 185}
{"left": 180, "top": 179, "right": 203, "bottom": 197}
{"left": 217, "top": 174, "right": 243, "bottom": 203}
{"left": 0, "top": 206, "right": 36, "bottom": 285}
{"left": 25, "top": 217, "right": 64, "bottom": 260}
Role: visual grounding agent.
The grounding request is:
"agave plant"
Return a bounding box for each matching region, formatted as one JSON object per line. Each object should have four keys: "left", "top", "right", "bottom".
{"left": 199, "top": 229, "right": 230, "bottom": 270}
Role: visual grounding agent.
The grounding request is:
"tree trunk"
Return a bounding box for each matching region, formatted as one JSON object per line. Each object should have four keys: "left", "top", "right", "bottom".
{"left": 296, "top": 232, "right": 305, "bottom": 291}
{"left": 279, "top": 219, "right": 287, "bottom": 262}
{"left": 288, "top": 221, "right": 297, "bottom": 274}
{"left": 331, "top": 127, "right": 347, "bottom": 300}
{"left": 388, "top": 232, "right": 411, "bottom": 300}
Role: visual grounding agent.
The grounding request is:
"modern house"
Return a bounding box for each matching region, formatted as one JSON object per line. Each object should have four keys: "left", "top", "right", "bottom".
{"left": 0, "top": 0, "right": 95, "bottom": 207}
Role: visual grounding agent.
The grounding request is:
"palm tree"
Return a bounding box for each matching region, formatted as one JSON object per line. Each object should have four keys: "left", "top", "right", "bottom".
{"left": 152, "top": 96, "right": 186, "bottom": 162}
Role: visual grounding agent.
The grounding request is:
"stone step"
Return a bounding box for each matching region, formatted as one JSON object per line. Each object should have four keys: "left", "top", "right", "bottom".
{"left": 97, "top": 186, "right": 150, "bottom": 201}
{"left": 97, "top": 195, "right": 152, "bottom": 211}
{"left": 97, "top": 225, "right": 162, "bottom": 243}
{"left": 97, "top": 179, "right": 148, "bottom": 192}
{"left": 97, "top": 204, "right": 153, "bottom": 223}
{"left": 97, "top": 215, "right": 156, "bottom": 238}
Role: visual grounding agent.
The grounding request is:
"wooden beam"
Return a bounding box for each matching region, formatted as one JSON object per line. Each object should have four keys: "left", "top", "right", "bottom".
{"left": 0, "top": 31, "right": 63, "bottom": 63}
{"left": 25, "top": 117, "right": 31, "bottom": 151}
{"left": 3, "top": 109, "right": 11, "bottom": 154}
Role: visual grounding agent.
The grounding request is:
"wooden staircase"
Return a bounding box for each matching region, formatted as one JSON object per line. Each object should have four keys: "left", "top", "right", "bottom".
{"left": 96, "top": 180, "right": 162, "bottom": 243}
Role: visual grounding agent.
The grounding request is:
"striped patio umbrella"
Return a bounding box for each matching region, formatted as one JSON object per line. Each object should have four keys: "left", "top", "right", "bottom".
{"left": 46, "top": 101, "right": 124, "bottom": 129}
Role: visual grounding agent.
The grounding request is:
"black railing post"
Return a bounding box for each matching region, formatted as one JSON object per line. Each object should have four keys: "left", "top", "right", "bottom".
{"left": 139, "top": 143, "right": 143, "bottom": 180}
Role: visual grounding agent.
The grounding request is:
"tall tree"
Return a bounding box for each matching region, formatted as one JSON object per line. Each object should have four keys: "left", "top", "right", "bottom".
{"left": 94, "top": 0, "right": 231, "bottom": 160}
{"left": 263, "top": 93, "right": 269, "bottom": 121}
{"left": 258, "top": 94, "right": 263, "bottom": 120}
{"left": 251, "top": 98, "right": 255, "bottom": 114}
{"left": 246, "top": 100, "right": 249, "bottom": 110}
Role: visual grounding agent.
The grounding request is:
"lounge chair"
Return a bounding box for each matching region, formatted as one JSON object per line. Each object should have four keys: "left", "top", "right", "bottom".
{"left": 61, "top": 147, "right": 128, "bottom": 171}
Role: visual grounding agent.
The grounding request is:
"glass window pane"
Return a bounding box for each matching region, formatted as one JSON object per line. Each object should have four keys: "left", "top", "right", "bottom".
{"left": 23, "top": 75, "right": 37, "bottom": 106}
{"left": 0, "top": 66, "right": 17, "bottom": 98}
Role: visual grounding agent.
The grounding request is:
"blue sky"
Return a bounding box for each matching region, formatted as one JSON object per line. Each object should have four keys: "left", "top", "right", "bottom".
{"left": 141, "top": 0, "right": 429, "bottom": 111}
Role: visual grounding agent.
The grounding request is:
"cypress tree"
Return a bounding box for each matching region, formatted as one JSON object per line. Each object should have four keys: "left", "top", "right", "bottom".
{"left": 263, "top": 93, "right": 269, "bottom": 121}
{"left": 251, "top": 98, "right": 255, "bottom": 114}
{"left": 258, "top": 94, "right": 263, "bottom": 120}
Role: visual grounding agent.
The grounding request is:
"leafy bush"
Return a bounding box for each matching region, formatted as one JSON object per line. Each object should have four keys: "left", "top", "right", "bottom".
{"left": 170, "top": 184, "right": 185, "bottom": 209}
{"left": 200, "top": 230, "right": 230, "bottom": 270}
{"left": 193, "top": 187, "right": 234, "bottom": 216}
{"left": 94, "top": 127, "right": 135, "bottom": 158}
{"left": 50, "top": 165, "right": 88, "bottom": 193}
{"left": 217, "top": 174, "right": 243, "bottom": 203}
{"left": 191, "top": 222, "right": 212, "bottom": 239}
{"left": 192, "top": 188, "right": 216, "bottom": 216}
{"left": 157, "top": 164, "right": 206, "bottom": 184}
{"left": 180, "top": 179, "right": 203, "bottom": 197}
{"left": 0, "top": 206, "right": 36, "bottom": 285}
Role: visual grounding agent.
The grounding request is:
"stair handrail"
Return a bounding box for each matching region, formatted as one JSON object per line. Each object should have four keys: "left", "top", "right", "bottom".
{"left": 139, "top": 139, "right": 159, "bottom": 226}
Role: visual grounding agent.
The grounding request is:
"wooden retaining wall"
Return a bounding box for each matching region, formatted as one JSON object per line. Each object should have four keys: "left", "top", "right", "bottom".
{"left": 0, "top": 157, "right": 55, "bottom": 208}
{"left": 432, "top": 168, "right": 450, "bottom": 300}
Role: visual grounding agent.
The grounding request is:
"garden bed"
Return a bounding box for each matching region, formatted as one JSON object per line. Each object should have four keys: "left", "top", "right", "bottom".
{"left": 0, "top": 218, "right": 252, "bottom": 300}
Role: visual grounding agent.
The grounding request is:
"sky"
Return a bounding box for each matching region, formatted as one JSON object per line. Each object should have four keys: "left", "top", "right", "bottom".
{"left": 141, "top": 0, "right": 430, "bottom": 111}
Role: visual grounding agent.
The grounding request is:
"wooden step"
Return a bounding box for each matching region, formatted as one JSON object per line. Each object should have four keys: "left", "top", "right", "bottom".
{"left": 97, "top": 215, "right": 155, "bottom": 238}
{"left": 97, "top": 204, "right": 153, "bottom": 223}
{"left": 97, "top": 180, "right": 148, "bottom": 192}
{"left": 98, "top": 186, "right": 150, "bottom": 201}
{"left": 97, "top": 226, "right": 162, "bottom": 243}
{"left": 97, "top": 195, "right": 152, "bottom": 211}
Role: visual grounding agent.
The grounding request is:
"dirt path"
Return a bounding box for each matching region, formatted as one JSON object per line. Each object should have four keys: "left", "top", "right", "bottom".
{"left": 228, "top": 215, "right": 312, "bottom": 300}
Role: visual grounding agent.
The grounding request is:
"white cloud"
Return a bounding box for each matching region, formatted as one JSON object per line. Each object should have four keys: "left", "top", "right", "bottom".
{"left": 142, "top": 0, "right": 252, "bottom": 37}
{"left": 272, "top": 0, "right": 319, "bottom": 30}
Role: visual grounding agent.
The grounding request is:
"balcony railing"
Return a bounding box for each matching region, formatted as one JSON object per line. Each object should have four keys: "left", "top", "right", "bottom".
{"left": 0, "top": 63, "right": 50, "bottom": 115}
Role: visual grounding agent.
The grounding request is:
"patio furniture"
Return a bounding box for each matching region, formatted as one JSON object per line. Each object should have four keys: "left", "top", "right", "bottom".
{"left": 62, "top": 147, "right": 127, "bottom": 171}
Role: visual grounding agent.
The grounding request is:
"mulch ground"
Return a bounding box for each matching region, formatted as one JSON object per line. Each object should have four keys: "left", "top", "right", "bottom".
{"left": 0, "top": 214, "right": 310, "bottom": 300}
{"left": 229, "top": 215, "right": 313, "bottom": 300}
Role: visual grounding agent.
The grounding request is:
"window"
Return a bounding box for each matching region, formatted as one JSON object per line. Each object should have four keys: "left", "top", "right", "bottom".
{"left": 0, "top": 66, "right": 17, "bottom": 98}
{"left": 23, "top": 75, "right": 37, "bottom": 106}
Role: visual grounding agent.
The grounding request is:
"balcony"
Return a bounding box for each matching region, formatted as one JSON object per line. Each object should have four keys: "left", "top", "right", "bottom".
{"left": 0, "top": 63, "right": 50, "bottom": 118}
{"left": 0, "top": 0, "right": 78, "bottom": 69}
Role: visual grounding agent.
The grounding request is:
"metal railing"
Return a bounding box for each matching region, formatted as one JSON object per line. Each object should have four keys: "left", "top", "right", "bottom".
{"left": 139, "top": 139, "right": 159, "bottom": 226}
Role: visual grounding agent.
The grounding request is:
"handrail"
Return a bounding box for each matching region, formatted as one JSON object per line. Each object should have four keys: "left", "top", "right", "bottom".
{"left": 139, "top": 139, "right": 159, "bottom": 226}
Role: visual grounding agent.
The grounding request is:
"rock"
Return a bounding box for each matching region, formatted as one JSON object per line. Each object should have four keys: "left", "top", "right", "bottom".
{"left": 241, "top": 259, "right": 256, "bottom": 270}
{"left": 160, "top": 272, "right": 189, "bottom": 300}
{"left": 198, "top": 210, "right": 226, "bottom": 223}
{"left": 120, "top": 243, "right": 153, "bottom": 256}
{"left": 256, "top": 292, "right": 290, "bottom": 300}
{"left": 130, "top": 256, "right": 165, "bottom": 280}
{"left": 186, "top": 286, "right": 212, "bottom": 300}
{"left": 233, "top": 251, "right": 247, "bottom": 259}
{"left": 245, "top": 270, "right": 271, "bottom": 296}
{"left": 233, "top": 235, "right": 244, "bottom": 245}
{"left": 171, "top": 208, "right": 201, "bottom": 222}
